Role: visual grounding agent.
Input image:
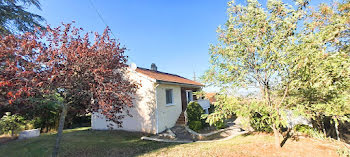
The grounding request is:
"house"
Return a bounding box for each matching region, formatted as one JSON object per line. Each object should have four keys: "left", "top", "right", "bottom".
{"left": 91, "top": 63, "right": 205, "bottom": 134}
{"left": 205, "top": 92, "right": 217, "bottom": 104}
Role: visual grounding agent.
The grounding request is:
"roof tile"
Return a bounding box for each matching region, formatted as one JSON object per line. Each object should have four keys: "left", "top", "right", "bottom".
{"left": 135, "top": 67, "right": 203, "bottom": 86}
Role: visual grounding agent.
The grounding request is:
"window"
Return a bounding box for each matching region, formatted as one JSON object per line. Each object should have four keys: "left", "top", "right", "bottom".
{"left": 166, "top": 89, "right": 173, "bottom": 105}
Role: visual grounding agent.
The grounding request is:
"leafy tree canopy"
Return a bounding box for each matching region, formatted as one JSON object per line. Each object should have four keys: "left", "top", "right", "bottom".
{"left": 0, "top": 0, "right": 44, "bottom": 35}
{"left": 0, "top": 23, "right": 139, "bottom": 156}
{"left": 204, "top": 0, "right": 349, "bottom": 146}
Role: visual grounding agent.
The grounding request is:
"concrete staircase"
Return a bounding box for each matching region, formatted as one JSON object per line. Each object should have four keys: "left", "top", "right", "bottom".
{"left": 175, "top": 112, "right": 186, "bottom": 126}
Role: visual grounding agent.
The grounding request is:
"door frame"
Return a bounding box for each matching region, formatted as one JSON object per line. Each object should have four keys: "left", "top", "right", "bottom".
{"left": 186, "top": 90, "right": 193, "bottom": 104}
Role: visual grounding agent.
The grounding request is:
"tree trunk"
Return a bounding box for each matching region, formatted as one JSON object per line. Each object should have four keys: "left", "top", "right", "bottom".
{"left": 334, "top": 118, "right": 340, "bottom": 141}
{"left": 52, "top": 103, "right": 68, "bottom": 157}
{"left": 272, "top": 124, "right": 280, "bottom": 149}
{"left": 321, "top": 117, "right": 326, "bottom": 137}
{"left": 280, "top": 128, "right": 292, "bottom": 147}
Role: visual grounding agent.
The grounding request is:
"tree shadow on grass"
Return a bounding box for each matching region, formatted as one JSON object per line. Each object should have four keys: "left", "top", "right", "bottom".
{"left": 0, "top": 135, "right": 17, "bottom": 145}
{"left": 0, "top": 127, "right": 182, "bottom": 157}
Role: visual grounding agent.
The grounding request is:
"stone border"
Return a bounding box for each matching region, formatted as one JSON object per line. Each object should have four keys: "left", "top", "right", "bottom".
{"left": 140, "top": 131, "right": 249, "bottom": 143}
{"left": 184, "top": 126, "right": 233, "bottom": 138}
{"left": 141, "top": 124, "right": 248, "bottom": 143}
{"left": 141, "top": 136, "right": 193, "bottom": 143}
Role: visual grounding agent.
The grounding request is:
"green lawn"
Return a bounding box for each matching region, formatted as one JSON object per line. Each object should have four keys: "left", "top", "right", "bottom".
{"left": 0, "top": 127, "right": 342, "bottom": 157}
{"left": 0, "top": 127, "right": 176, "bottom": 157}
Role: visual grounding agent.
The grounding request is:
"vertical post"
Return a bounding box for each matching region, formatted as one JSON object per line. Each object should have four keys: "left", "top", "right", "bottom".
{"left": 184, "top": 109, "right": 188, "bottom": 125}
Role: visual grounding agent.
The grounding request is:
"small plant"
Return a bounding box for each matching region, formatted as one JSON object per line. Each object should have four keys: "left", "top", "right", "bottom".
{"left": 215, "top": 120, "right": 225, "bottom": 129}
{"left": 188, "top": 121, "right": 202, "bottom": 132}
{"left": 0, "top": 112, "right": 26, "bottom": 136}
{"left": 293, "top": 124, "right": 325, "bottom": 139}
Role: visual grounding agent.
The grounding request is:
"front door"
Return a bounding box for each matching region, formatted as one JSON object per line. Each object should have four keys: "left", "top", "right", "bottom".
{"left": 186, "top": 90, "right": 193, "bottom": 104}
{"left": 181, "top": 88, "right": 198, "bottom": 112}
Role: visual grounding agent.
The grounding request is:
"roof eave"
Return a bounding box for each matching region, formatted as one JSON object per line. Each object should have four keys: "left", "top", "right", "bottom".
{"left": 156, "top": 80, "right": 203, "bottom": 88}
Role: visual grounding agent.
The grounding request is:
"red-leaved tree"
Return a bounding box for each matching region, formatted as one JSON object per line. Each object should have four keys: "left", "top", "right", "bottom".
{"left": 0, "top": 23, "right": 139, "bottom": 156}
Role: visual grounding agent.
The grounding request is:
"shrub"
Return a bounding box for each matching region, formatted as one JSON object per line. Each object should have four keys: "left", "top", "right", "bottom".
{"left": 215, "top": 121, "right": 226, "bottom": 129}
{"left": 189, "top": 121, "right": 202, "bottom": 132}
{"left": 187, "top": 101, "right": 204, "bottom": 122}
{"left": 293, "top": 124, "right": 325, "bottom": 139}
{"left": 249, "top": 112, "right": 273, "bottom": 132}
{"left": 0, "top": 112, "right": 26, "bottom": 136}
{"left": 187, "top": 101, "right": 204, "bottom": 131}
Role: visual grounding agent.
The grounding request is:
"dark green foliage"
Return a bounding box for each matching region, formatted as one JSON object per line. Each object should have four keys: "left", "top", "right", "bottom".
{"left": 0, "top": 112, "right": 25, "bottom": 136}
{"left": 0, "top": 0, "right": 44, "bottom": 35}
{"left": 66, "top": 114, "right": 91, "bottom": 129}
{"left": 208, "top": 104, "right": 215, "bottom": 114}
{"left": 294, "top": 125, "right": 315, "bottom": 135}
{"left": 250, "top": 112, "right": 272, "bottom": 132}
{"left": 32, "top": 103, "right": 60, "bottom": 132}
{"left": 27, "top": 93, "right": 91, "bottom": 131}
{"left": 26, "top": 94, "right": 62, "bottom": 132}
{"left": 187, "top": 101, "right": 204, "bottom": 122}
{"left": 187, "top": 101, "right": 204, "bottom": 131}
{"left": 0, "top": 93, "right": 91, "bottom": 133}
{"left": 293, "top": 124, "right": 325, "bottom": 139}
{"left": 214, "top": 121, "right": 225, "bottom": 130}
{"left": 188, "top": 121, "right": 202, "bottom": 132}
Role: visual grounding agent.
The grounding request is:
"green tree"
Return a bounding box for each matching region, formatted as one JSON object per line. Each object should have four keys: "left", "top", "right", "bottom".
{"left": 27, "top": 94, "right": 62, "bottom": 133}
{"left": 0, "top": 0, "right": 44, "bottom": 35}
{"left": 286, "top": 1, "right": 350, "bottom": 140}
{"left": 0, "top": 112, "right": 25, "bottom": 136}
{"left": 205, "top": 0, "right": 350, "bottom": 145}
{"left": 204, "top": 0, "right": 307, "bottom": 148}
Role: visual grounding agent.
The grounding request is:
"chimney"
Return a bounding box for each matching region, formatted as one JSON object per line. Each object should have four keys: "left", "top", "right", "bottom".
{"left": 151, "top": 63, "right": 157, "bottom": 71}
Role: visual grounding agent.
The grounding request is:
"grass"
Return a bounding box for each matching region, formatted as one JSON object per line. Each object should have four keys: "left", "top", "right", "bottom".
{"left": 141, "top": 133, "right": 342, "bottom": 157}
{"left": 0, "top": 127, "right": 176, "bottom": 157}
{"left": 0, "top": 128, "right": 344, "bottom": 157}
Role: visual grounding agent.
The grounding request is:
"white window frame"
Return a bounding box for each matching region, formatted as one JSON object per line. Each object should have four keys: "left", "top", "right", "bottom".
{"left": 186, "top": 90, "right": 193, "bottom": 104}
{"left": 165, "top": 89, "right": 174, "bottom": 106}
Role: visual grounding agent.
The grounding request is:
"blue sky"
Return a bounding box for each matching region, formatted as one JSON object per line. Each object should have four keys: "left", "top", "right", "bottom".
{"left": 28, "top": 0, "right": 330, "bottom": 92}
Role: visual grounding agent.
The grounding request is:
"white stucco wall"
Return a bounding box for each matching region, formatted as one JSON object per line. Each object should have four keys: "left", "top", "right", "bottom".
{"left": 156, "top": 84, "right": 182, "bottom": 133}
{"left": 91, "top": 69, "right": 158, "bottom": 134}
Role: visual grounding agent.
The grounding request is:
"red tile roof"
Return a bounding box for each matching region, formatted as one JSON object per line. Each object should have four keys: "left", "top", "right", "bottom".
{"left": 205, "top": 93, "right": 217, "bottom": 103}
{"left": 135, "top": 67, "right": 203, "bottom": 86}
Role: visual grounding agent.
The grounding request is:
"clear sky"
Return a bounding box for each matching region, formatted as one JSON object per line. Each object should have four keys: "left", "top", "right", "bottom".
{"left": 28, "top": 0, "right": 331, "bottom": 92}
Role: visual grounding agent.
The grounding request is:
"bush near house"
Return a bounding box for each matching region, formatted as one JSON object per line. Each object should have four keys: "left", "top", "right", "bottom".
{"left": 188, "top": 121, "right": 202, "bottom": 132}
{"left": 187, "top": 101, "right": 204, "bottom": 131}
